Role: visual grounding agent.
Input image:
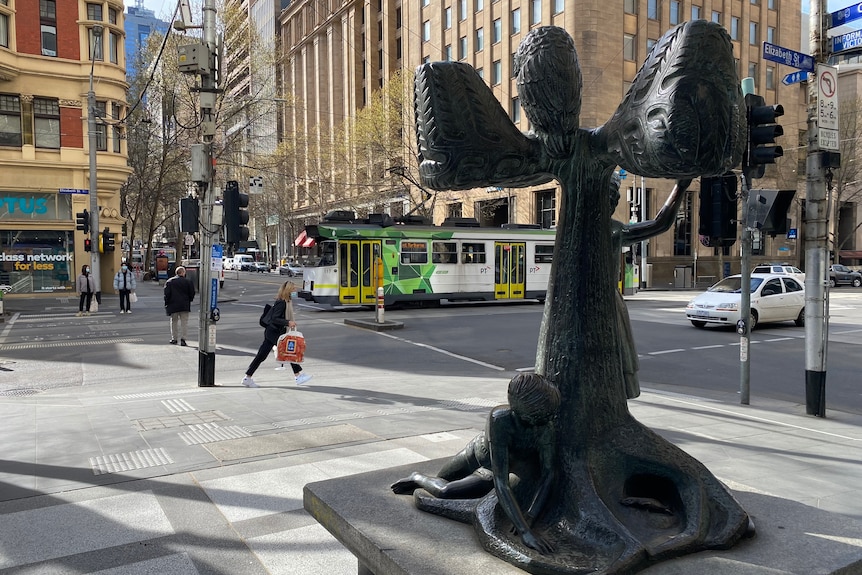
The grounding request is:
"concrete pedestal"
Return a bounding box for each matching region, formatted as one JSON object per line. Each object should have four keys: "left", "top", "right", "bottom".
{"left": 304, "top": 459, "right": 862, "bottom": 575}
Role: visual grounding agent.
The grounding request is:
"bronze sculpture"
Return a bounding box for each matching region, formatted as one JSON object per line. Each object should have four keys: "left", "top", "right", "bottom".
{"left": 396, "top": 21, "right": 753, "bottom": 574}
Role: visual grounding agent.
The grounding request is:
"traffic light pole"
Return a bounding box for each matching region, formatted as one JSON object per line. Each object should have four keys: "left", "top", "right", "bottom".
{"left": 804, "top": 0, "right": 829, "bottom": 416}
{"left": 738, "top": 173, "right": 752, "bottom": 405}
{"left": 88, "top": 25, "right": 103, "bottom": 299}
{"left": 197, "top": 0, "right": 218, "bottom": 387}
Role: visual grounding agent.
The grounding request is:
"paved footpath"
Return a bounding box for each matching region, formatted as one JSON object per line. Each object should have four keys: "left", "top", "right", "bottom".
{"left": 0, "top": 291, "right": 862, "bottom": 574}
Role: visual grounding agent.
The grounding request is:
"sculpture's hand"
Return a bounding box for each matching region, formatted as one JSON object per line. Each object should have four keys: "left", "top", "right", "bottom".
{"left": 521, "top": 530, "right": 555, "bottom": 555}
{"left": 390, "top": 477, "right": 418, "bottom": 494}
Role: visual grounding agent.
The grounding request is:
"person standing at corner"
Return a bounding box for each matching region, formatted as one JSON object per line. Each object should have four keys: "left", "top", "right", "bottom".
{"left": 242, "top": 281, "right": 312, "bottom": 388}
{"left": 76, "top": 264, "right": 96, "bottom": 317}
{"left": 113, "top": 262, "right": 137, "bottom": 314}
{"left": 164, "top": 266, "right": 195, "bottom": 346}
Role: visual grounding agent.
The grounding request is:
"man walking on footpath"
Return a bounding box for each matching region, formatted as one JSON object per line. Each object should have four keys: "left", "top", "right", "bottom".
{"left": 164, "top": 266, "right": 195, "bottom": 346}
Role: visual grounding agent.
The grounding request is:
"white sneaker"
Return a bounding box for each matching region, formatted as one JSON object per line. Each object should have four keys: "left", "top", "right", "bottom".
{"left": 295, "top": 373, "right": 313, "bottom": 385}
{"left": 126, "top": 310, "right": 132, "bottom": 314}
{"left": 241, "top": 376, "right": 258, "bottom": 388}
{"left": 119, "top": 310, "right": 125, "bottom": 314}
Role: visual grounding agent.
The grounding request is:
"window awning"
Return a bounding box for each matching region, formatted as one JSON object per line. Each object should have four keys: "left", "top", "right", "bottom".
{"left": 839, "top": 250, "right": 862, "bottom": 260}
{"left": 294, "top": 230, "right": 316, "bottom": 248}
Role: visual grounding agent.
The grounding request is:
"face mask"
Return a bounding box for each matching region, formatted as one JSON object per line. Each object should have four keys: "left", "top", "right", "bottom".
{"left": 121, "top": 266, "right": 128, "bottom": 271}
{"left": 85, "top": 268, "right": 90, "bottom": 273}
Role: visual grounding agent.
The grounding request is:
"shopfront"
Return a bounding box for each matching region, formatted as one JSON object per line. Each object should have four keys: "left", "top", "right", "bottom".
{"left": 0, "top": 191, "right": 76, "bottom": 295}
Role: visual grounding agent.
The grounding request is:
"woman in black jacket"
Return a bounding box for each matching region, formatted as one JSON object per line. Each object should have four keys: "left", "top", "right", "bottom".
{"left": 242, "top": 281, "right": 311, "bottom": 387}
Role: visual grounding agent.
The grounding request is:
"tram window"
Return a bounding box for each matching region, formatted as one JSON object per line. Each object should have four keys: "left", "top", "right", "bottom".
{"left": 318, "top": 243, "right": 336, "bottom": 266}
{"left": 461, "top": 242, "right": 486, "bottom": 264}
{"left": 432, "top": 241, "right": 457, "bottom": 263}
{"left": 535, "top": 244, "right": 554, "bottom": 263}
{"left": 400, "top": 241, "right": 428, "bottom": 264}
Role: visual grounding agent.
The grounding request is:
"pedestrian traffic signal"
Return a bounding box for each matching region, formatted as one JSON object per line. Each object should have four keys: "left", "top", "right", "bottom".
{"left": 84, "top": 238, "right": 92, "bottom": 252}
{"left": 76, "top": 209, "right": 90, "bottom": 234}
{"left": 179, "top": 197, "right": 199, "bottom": 233}
{"left": 698, "top": 173, "right": 738, "bottom": 247}
{"left": 224, "top": 180, "right": 250, "bottom": 244}
{"left": 102, "top": 228, "right": 115, "bottom": 252}
{"left": 743, "top": 93, "right": 784, "bottom": 180}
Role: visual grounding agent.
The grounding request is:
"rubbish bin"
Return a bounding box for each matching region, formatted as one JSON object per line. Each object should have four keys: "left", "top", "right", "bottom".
{"left": 674, "top": 266, "right": 692, "bottom": 289}
{"left": 181, "top": 259, "right": 200, "bottom": 288}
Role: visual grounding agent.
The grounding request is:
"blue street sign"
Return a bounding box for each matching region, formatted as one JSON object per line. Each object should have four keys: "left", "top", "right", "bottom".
{"left": 787, "top": 228, "right": 797, "bottom": 240}
{"left": 59, "top": 188, "right": 88, "bottom": 194}
{"left": 831, "top": 3, "right": 862, "bottom": 28}
{"left": 762, "top": 42, "right": 815, "bottom": 72}
{"left": 618, "top": 169, "right": 627, "bottom": 180}
{"left": 210, "top": 278, "right": 218, "bottom": 310}
{"left": 782, "top": 71, "right": 809, "bottom": 86}
{"left": 833, "top": 29, "right": 862, "bottom": 54}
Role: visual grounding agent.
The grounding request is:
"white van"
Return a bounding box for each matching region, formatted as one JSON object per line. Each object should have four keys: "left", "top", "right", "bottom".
{"left": 234, "top": 254, "right": 255, "bottom": 271}
{"left": 223, "top": 257, "right": 236, "bottom": 271}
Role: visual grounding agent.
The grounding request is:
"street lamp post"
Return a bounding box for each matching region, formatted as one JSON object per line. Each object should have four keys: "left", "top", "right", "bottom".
{"left": 88, "top": 24, "right": 103, "bottom": 298}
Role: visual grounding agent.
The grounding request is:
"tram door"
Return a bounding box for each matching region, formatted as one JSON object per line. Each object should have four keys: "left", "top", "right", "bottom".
{"left": 494, "top": 242, "right": 526, "bottom": 299}
{"left": 339, "top": 240, "right": 382, "bottom": 304}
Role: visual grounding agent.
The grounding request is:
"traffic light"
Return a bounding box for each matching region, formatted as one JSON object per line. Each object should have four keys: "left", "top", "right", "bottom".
{"left": 698, "top": 173, "right": 738, "bottom": 247}
{"left": 102, "top": 228, "right": 115, "bottom": 252}
{"left": 179, "top": 197, "right": 199, "bottom": 233}
{"left": 224, "top": 180, "right": 250, "bottom": 244}
{"left": 748, "top": 189, "right": 796, "bottom": 236}
{"left": 76, "top": 209, "right": 90, "bottom": 234}
{"left": 83, "top": 238, "right": 92, "bottom": 252}
{"left": 743, "top": 93, "right": 784, "bottom": 180}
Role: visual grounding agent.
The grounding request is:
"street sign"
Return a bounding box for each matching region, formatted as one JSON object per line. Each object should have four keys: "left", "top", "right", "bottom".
{"left": 831, "top": 2, "right": 862, "bottom": 28}
{"left": 782, "top": 71, "right": 809, "bottom": 86}
{"left": 787, "top": 228, "right": 797, "bottom": 240}
{"left": 817, "top": 64, "right": 840, "bottom": 152}
{"left": 833, "top": 29, "right": 862, "bottom": 54}
{"left": 59, "top": 188, "right": 88, "bottom": 194}
{"left": 762, "top": 42, "right": 815, "bottom": 72}
{"left": 249, "top": 175, "right": 263, "bottom": 194}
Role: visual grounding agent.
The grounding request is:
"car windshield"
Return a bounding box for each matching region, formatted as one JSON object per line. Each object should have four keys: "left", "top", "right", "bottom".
{"left": 708, "top": 277, "right": 764, "bottom": 294}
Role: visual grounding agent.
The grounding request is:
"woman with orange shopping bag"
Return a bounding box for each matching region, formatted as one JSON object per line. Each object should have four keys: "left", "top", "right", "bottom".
{"left": 242, "top": 281, "right": 312, "bottom": 388}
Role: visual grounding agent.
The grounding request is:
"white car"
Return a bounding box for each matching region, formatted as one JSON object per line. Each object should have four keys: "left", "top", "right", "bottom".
{"left": 685, "top": 273, "right": 805, "bottom": 330}
{"left": 751, "top": 264, "right": 805, "bottom": 283}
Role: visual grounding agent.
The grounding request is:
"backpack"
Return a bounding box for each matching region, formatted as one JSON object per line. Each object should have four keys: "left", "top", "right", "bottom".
{"left": 259, "top": 303, "right": 273, "bottom": 328}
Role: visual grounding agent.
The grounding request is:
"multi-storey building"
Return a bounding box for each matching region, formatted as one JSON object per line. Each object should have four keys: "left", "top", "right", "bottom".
{"left": 279, "top": 0, "right": 804, "bottom": 287}
{"left": 124, "top": 0, "right": 169, "bottom": 82}
{"left": 0, "top": 0, "right": 130, "bottom": 296}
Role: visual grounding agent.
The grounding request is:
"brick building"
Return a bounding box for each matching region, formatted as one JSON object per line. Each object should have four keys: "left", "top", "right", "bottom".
{"left": 0, "top": 0, "right": 130, "bottom": 296}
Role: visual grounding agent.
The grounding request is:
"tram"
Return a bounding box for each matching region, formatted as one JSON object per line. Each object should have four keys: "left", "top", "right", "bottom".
{"left": 297, "top": 213, "right": 555, "bottom": 306}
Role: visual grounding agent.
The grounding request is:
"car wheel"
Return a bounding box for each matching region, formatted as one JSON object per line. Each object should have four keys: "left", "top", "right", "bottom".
{"left": 829, "top": 278, "right": 836, "bottom": 288}
{"left": 749, "top": 310, "right": 758, "bottom": 331}
{"left": 795, "top": 308, "right": 805, "bottom": 327}
{"left": 690, "top": 320, "right": 707, "bottom": 328}
{"left": 853, "top": 278, "right": 862, "bottom": 288}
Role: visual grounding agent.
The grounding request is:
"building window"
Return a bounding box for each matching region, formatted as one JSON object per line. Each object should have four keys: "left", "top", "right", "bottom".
{"left": 95, "top": 101, "right": 107, "bottom": 151}
{"left": 445, "top": 44, "right": 452, "bottom": 60}
{"left": 476, "top": 0, "right": 483, "bottom": 10}
{"left": 511, "top": 8, "right": 520, "bottom": 34}
{"left": 109, "top": 7, "right": 117, "bottom": 24}
{"left": 109, "top": 30, "right": 119, "bottom": 64}
{"left": 730, "top": 17, "right": 739, "bottom": 40}
{"left": 0, "top": 95, "right": 22, "bottom": 146}
{"left": 444, "top": 6, "right": 451, "bottom": 29}
{"left": 673, "top": 194, "right": 692, "bottom": 256}
{"left": 476, "top": 67, "right": 483, "bottom": 79}
{"left": 87, "top": 3, "right": 102, "bottom": 21}
{"left": 767, "top": 26, "right": 775, "bottom": 44}
{"left": 670, "top": 1, "right": 680, "bottom": 24}
{"left": 459, "top": 0, "right": 467, "bottom": 21}
{"left": 750, "top": 22, "right": 758, "bottom": 45}
{"left": 624, "top": 0, "right": 636, "bottom": 14}
{"left": 396, "top": 7, "right": 401, "bottom": 28}
{"left": 512, "top": 97, "right": 521, "bottom": 123}
{"left": 712, "top": 11, "right": 720, "bottom": 24}
{"left": 623, "top": 34, "right": 636, "bottom": 61}
{"left": 448, "top": 203, "right": 462, "bottom": 219}
{"left": 0, "top": 12, "right": 8, "bottom": 48}
{"left": 749, "top": 62, "right": 757, "bottom": 80}
{"left": 691, "top": 5, "right": 700, "bottom": 19}
{"left": 422, "top": 0, "right": 429, "bottom": 6}
{"left": 493, "top": 18, "right": 501, "bottom": 43}
{"left": 422, "top": 20, "right": 430, "bottom": 42}
{"left": 536, "top": 190, "right": 555, "bottom": 229}
{"left": 531, "top": 0, "right": 541, "bottom": 25}
{"left": 553, "top": 0, "right": 563, "bottom": 14}
{"left": 476, "top": 28, "right": 484, "bottom": 51}
{"left": 40, "top": 0, "right": 57, "bottom": 57}
{"left": 766, "top": 66, "right": 774, "bottom": 90}
{"left": 459, "top": 36, "right": 467, "bottom": 59}
{"left": 33, "top": 98, "right": 60, "bottom": 149}
{"left": 647, "top": 0, "right": 657, "bottom": 19}
{"left": 646, "top": 38, "right": 657, "bottom": 54}
{"left": 396, "top": 37, "right": 402, "bottom": 59}
{"left": 768, "top": 0, "right": 774, "bottom": 8}
{"left": 492, "top": 59, "right": 501, "bottom": 84}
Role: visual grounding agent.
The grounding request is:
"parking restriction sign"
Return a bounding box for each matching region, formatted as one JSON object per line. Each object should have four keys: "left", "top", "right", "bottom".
{"left": 818, "top": 65, "right": 839, "bottom": 152}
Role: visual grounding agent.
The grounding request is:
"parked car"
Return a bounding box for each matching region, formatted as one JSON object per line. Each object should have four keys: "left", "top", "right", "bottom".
{"left": 751, "top": 264, "right": 805, "bottom": 283}
{"left": 223, "top": 257, "right": 236, "bottom": 271}
{"left": 234, "top": 254, "right": 256, "bottom": 271}
{"left": 829, "top": 264, "right": 862, "bottom": 288}
{"left": 253, "top": 261, "right": 270, "bottom": 273}
{"left": 278, "top": 262, "right": 304, "bottom": 277}
{"left": 685, "top": 273, "right": 805, "bottom": 330}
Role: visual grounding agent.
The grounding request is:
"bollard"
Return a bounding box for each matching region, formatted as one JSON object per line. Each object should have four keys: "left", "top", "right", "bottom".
{"left": 376, "top": 287, "right": 384, "bottom": 323}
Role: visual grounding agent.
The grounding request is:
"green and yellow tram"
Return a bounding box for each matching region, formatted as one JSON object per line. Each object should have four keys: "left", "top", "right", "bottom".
{"left": 298, "top": 214, "right": 555, "bottom": 306}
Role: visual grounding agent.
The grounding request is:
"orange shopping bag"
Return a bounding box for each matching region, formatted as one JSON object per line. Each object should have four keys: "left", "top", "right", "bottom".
{"left": 276, "top": 329, "right": 306, "bottom": 363}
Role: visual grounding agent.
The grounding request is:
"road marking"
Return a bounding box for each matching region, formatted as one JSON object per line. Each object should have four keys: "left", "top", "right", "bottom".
{"left": 647, "top": 348, "right": 685, "bottom": 355}
{"left": 376, "top": 331, "right": 506, "bottom": 370}
{"left": 691, "top": 344, "right": 724, "bottom": 350}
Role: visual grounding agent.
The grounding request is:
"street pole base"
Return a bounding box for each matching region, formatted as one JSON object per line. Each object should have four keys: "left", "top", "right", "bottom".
{"left": 198, "top": 350, "right": 216, "bottom": 387}
{"left": 805, "top": 370, "right": 826, "bottom": 417}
